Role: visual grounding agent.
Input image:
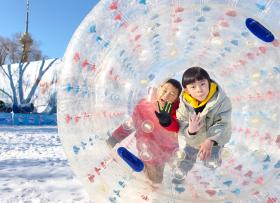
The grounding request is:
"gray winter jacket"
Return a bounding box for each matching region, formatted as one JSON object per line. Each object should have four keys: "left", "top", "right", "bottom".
{"left": 176, "top": 83, "right": 232, "bottom": 149}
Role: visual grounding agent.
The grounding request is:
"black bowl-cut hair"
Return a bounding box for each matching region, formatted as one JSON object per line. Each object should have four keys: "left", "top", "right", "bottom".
{"left": 164, "top": 78, "right": 182, "bottom": 97}
{"left": 182, "top": 67, "right": 211, "bottom": 88}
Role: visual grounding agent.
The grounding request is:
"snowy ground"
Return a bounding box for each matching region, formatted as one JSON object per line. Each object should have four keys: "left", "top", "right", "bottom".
{"left": 0, "top": 126, "right": 93, "bottom": 203}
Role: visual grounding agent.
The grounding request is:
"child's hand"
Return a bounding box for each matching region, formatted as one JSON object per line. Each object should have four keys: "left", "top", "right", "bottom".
{"left": 155, "top": 101, "right": 173, "bottom": 127}
{"left": 198, "top": 139, "right": 214, "bottom": 160}
{"left": 106, "top": 131, "right": 119, "bottom": 148}
{"left": 187, "top": 112, "right": 203, "bottom": 134}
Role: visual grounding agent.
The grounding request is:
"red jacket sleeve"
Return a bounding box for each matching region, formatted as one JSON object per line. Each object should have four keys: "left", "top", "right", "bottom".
{"left": 111, "top": 99, "right": 145, "bottom": 142}
{"left": 112, "top": 124, "right": 135, "bottom": 142}
{"left": 164, "top": 99, "right": 179, "bottom": 133}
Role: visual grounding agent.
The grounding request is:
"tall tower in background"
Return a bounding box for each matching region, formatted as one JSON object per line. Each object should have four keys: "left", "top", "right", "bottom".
{"left": 20, "top": 0, "right": 33, "bottom": 62}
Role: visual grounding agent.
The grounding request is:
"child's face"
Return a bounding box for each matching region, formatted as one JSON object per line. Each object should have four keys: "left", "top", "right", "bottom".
{"left": 185, "top": 79, "right": 210, "bottom": 102}
{"left": 157, "top": 83, "right": 179, "bottom": 106}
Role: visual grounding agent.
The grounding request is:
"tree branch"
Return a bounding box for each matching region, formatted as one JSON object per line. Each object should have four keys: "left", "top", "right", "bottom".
{"left": 0, "top": 88, "right": 13, "bottom": 101}
{"left": 0, "top": 50, "right": 7, "bottom": 65}
{"left": 22, "top": 61, "right": 30, "bottom": 73}
{"left": 24, "top": 58, "right": 58, "bottom": 104}
{"left": 7, "top": 64, "right": 18, "bottom": 104}
{"left": 0, "top": 64, "right": 10, "bottom": 79}
{"left": 39, "top": 59, "right": 46, "bottom": 74}
{"left": 42, "top": 58, "right": 58, "bottom": 75}
{"left": 18, "top": 63, "right": 24, "bottom": 103}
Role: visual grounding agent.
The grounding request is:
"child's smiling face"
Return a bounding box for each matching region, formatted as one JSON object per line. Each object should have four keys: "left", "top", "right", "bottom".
{"left": 185, "top": 79, "right": 210, "bottom": 102}
{"left": 157, "top": 83, "right": 179, "bottom": 106}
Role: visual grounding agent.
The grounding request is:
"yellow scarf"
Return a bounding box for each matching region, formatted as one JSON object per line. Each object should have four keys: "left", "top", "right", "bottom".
{"left": 183, "top": 82, "right": 217, "bottom": 108}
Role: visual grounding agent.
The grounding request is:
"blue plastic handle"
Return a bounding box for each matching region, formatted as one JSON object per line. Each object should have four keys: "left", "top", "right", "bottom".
{"left": 245, "top": 18, "right": 274, "bottom": 42}
{"left": 117, "top": 147, "right": 144, "bottom": 172}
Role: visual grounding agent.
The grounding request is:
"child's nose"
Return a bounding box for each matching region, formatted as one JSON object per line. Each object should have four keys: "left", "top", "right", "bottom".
{"left": 196, "top": 86, "right": 203, "bottom": 91}
{"left": 162, "top": 93, "right": 169, "bottom": 99}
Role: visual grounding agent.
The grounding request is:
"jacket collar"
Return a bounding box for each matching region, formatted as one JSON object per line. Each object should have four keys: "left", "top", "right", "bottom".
{"left": 183, "top": 82, "right": 217, "bottom": 108}
{"left": 181, "top": 81, "right": 227, "bottom": 114}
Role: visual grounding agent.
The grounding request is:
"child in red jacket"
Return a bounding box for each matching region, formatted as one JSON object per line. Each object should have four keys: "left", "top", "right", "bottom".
{"left": 107, "top": 79, "right": 182, "bottom": 183}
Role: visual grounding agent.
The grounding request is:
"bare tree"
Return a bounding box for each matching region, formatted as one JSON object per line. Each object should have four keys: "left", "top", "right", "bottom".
{"left": 0, "top": 33, "right": 43, "bottom": 65}
{"left": 0, "top": 58, "right": 58, "bottom": 113}
{"left": 0, "top": 33, "right": 59, "bottom": 113}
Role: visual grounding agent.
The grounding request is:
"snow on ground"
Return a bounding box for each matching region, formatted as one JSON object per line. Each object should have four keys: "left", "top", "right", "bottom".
{"left": 0, "top": 126, "right": 93, "bottom": 203}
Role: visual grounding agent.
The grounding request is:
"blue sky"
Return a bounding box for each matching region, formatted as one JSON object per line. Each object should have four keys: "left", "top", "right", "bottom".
{"left": 0, "top": 0, "right": 99, "bottom": 59}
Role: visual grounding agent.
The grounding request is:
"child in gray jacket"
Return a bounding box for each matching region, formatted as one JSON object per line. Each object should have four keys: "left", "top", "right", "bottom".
{"left": 174, "top": 66, "right": 232, "bottom": 182}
